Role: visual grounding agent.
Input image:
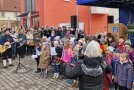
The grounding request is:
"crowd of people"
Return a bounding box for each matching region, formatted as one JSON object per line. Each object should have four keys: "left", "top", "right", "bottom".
{"left": 0, "top": 26, "right": 134, "bottom": 90}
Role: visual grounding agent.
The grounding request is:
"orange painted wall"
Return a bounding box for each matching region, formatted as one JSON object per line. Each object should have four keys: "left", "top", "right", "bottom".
{"left": 36, "top": 0, "right": 44, "bottom": 27}
{"left": 20, "top": 0, "right": 108, "bottom": 35}
{"left": 78, "top": 6, "right": 90, "bottom": 35}
{"left": 20, "top": 0, "right": 24, "bottom": 26}
{"left": 43, "top": 0, "right": 77, "bottom": 26}
{"left": 91, "top": 14, "right": 108, "bottom": 35}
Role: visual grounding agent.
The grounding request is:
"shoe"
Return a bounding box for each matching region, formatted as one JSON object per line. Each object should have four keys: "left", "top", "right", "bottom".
{"left": 55, "top": 73, "right": 59, "bottom": 79}
{"left": 53, "top": 73, "right": 56, "bottom": 79}
{"left": 20, "top": 55, "right": 24, "bottom": 58}
{"left": 4, "top": 66, "right": 8, "bottom": 69}
{"left": 73, "top": 80, "right": 79, "bottom": 88}
{"left": 60, "top": 75, "right": 66, "bottom": 80}
{"left": 9, "top": 64, "right": 14, "bottom": 67}
{"left": 35, "top": 70, "right": 41, "bottom": 73}
{"left": 12, "top": 56, "right": 16, "bottom": 60}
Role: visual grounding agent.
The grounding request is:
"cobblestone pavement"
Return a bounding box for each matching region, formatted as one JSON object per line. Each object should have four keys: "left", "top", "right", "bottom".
{"left": 0, "top": 56, "right": 74, "bottom": 90}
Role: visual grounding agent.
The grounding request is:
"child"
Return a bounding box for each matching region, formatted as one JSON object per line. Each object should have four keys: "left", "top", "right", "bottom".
{"left": 39, "top": 42, "right": 50, "bottom": 78}
{"left": 67, "top": 50, "right": 79, "bottom": 88}
{"left": 53, "top": 56, "right": 60, "bottom": 79}
{"left": 124, "top": 40, "right": 134, "bottom": 66}
{"left": 49, "top": 30, "right": 55, "bottom": 42}
{"left": 111, "top": 48, "right": 121, "bottom": 90}
{"left": 106, "top": 46, "right": 115, "bottom": 65}
{"left": 117, "top": 37, "right": 125, "bottom": 51}
{"left": 116, "top": 53, "right": 133, "bottom": 90}
{"left": 32, "top": 42, "right": 41, "bottom": 73}
{"left": 53, "top": 41, "right": 62, "bottom": 79}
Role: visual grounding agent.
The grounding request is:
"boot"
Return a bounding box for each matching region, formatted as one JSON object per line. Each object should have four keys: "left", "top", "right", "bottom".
{"left": 73, "top": 80, "right": 79, "bottom": 88}
{"left": 56, "top": 73, "right": 59, "bottom": 79}
{"left": 3, "top": 60, "right": 7, "bottom": 68}
{"left": 53, "top": 73, "right": 56, "bottom": 78}
{"left": 35, "top": 68, "right": 41, "bottom": 73}
{"left": 8, "top": 59, "right": 14, "bottom": 67}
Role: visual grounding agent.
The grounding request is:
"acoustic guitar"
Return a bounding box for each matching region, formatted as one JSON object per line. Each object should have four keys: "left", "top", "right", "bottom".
{"left": 0, "top": 42, "right": 15, "bottom": 53}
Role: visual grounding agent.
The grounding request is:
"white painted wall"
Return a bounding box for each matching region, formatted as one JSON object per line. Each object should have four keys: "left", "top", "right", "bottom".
{"left": 91, "top": 7, "right": 119, "bottom": 23}
{"left": 91, "top": 7, "right": 109, "bottom": 14}
{"left": 109, "top": 8, "right": 119, "bottom": 23}
{"left": 59, "top": 22, "right": 85, "bottom": 31}
{"left": 0, "top": 11, "right": 20, "bottom": 21}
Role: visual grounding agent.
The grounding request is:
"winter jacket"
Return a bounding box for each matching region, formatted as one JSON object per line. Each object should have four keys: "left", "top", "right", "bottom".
{"left": 116, "top": 61, "right": 133, "bottom": 89}
{"left": 65, "top": 56, "right": 104, "bottom": 90}
{"left": 39, "top": 47, "right": 50, "bottom": 69}
{"left": 17, "top": 33, "right": 27, "bottom": 44}
{"left": 61, "top": 48, "right": 72, "bottom": 63}
{"left": 111, "top": 57, "right": 119, "bottom": 76}
{"left": 50, "top": 35, "right": 55, "bottom": 42}
{"left": 0, "top": 35, "right": 14, "bottom": 45}
{"left": 117, "top": 42, "right": 125, "bottom": 51}
{"left": 33, "top": 32, "right": 41, "bottom": 42}
{"left": 55, "top": 46, "right": 62, "bottom": 58}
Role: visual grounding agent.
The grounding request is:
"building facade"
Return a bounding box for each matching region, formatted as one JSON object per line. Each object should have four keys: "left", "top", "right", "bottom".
{"left": 0, "top": 0, "right": 20, "bottom": 27}
{"left": 20, "top": 0, "right": 119, "bottom": 35}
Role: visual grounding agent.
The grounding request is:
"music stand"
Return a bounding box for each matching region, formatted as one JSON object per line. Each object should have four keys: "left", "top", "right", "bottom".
{"left": 16, "top": 46, "right": 27, "bottom": 73}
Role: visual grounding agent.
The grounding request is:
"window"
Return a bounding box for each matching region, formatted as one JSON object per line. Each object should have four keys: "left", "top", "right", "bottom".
{"left": 14, "top": 12, "right": 18, "bottom": 17}
{"left": 1, "top": 12, "right": 5, "bottom": 17}
{"left": 24, "top": 0, "right": 36, "bottom": 12}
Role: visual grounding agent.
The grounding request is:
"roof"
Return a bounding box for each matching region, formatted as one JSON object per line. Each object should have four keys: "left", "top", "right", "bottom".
{"left": 0, "top": 0, "right": 20, "bottom": 12}
{"left": 77, "top": 0, "right": 134, "bottom": 8}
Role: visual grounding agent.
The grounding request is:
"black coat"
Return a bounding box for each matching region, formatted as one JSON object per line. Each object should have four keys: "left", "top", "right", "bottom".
{"left": 65, "top": 56, "right": 104, "bottom": 90}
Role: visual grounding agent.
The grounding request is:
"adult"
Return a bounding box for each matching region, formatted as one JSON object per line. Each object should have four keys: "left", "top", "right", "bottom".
{"left": 17, "top": 30, "right": 27, "bottom": 58}
{"left": 26, "top": 30, "right": 34, "bottom": 55}
{"left": 65, "top": 40, "right": 104, "bottom": 90}
{"left": 0, "top": 30, "right": 14, "bottom": 68}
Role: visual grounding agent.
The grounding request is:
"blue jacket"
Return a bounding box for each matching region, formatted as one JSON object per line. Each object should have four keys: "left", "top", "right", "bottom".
{"left": 55, "top": 46, "right": 62, "bottom": 57}
{"left": 116, "top": 61, "right": 133, "bottom": 89}
{"left": 111, "top": 58, "right": 119, "bottom": 76}
{"left": 17, "top": 34, "right": 27, "bottom": 44}
{"left": 0, "top": 35, "right": 14, "bottom": 45}
{"left": 50, "top": 35, "right": 55, "bottom": 41}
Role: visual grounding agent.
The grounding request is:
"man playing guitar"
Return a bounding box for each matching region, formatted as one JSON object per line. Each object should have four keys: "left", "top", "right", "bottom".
{"left": 0, "top": 30, "right": 14, "bottom": 68}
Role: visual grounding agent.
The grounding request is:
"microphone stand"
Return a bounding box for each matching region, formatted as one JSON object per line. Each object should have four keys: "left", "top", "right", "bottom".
{"left": 16, "top": 45, "right": 27, "bottom": 73}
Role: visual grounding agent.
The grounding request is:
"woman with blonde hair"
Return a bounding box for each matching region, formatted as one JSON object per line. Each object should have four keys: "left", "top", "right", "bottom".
{"left": 65, "top": 40, "right": 104, "bottom": 90}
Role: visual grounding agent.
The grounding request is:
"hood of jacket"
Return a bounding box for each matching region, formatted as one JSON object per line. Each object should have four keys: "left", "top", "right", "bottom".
{"left": 81, "top": 56, "right": 103, "bottom": 77}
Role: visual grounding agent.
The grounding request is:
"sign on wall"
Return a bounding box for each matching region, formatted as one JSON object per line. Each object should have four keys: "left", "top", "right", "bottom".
{"left": 113, "top": 27, "right": 118, "bottom": 35}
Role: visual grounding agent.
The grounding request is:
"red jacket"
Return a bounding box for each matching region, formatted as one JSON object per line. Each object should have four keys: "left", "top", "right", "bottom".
{"left": 117, "top": 41, "right": 125, "bottom": 51}
{"left": 104, "top": 74, "right": 112, "bottom": 90}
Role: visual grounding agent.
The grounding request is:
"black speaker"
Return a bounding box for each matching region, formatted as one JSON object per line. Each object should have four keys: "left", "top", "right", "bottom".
{"left": 71, "top": 16, "right": 77, "bottom": 29}
{"left": 108, "top": 16, "right": 114, "bottom": 23}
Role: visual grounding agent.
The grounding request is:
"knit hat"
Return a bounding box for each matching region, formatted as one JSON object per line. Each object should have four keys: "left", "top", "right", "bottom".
{"left": 114, "top": 48, "right": 121, "bottom": 53}
{"left": 125, "top": 40, "right": 131, "bottom": 46}
{"left": 42, "top": 42, "right": 50, "bottom": 47}
{"left": 100, "top": 38, "right": 105, "bottom": 43}
{"left": 107, "top": 46, "right": 115, "bottom": 52}
{"left": 91, "top": 36, "right": 97, "bottom": 41}
{"left": 110, "top": 42, "right": 117, "bottom": 48}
